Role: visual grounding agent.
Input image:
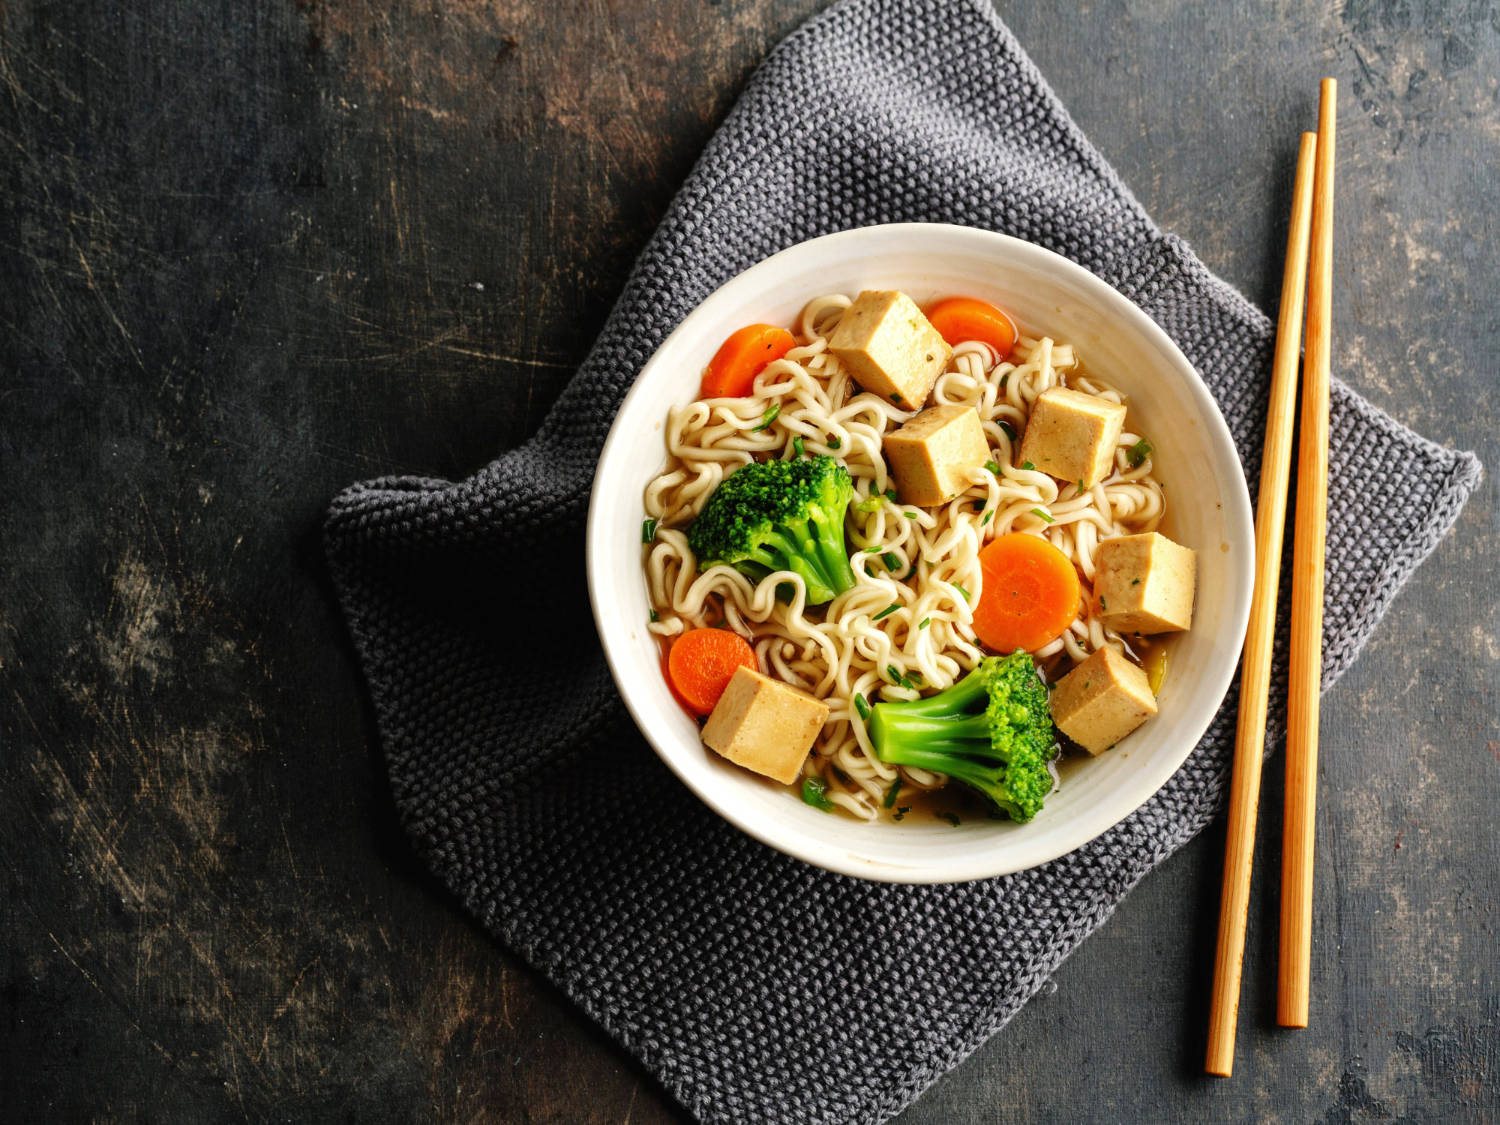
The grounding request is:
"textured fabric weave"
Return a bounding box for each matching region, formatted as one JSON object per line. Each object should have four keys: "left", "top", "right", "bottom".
{"left": 324, "top": 1, "right": 1482, "bottom": 1121}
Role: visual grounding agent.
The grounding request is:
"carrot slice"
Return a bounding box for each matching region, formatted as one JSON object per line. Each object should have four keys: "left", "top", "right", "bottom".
{"left": 666, "top": 627, "right": 758, "bottom": 716}
{"left": 700, "top": 324, "right": 797, "bottom": 399}
{"left": 924, "top": 297, "right": 1018, "bottom": 359}
{"left": 971, "top": 532, "right": 1082, "bottom": 653}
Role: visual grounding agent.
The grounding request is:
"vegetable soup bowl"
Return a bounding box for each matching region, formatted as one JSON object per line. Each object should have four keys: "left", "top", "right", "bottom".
{"left": 586, "top": 223, "right": 1253, "bottom": 884}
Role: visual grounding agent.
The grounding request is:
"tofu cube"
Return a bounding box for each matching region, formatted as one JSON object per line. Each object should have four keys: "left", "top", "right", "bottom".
{"left": 1093, "top": 532, "right": 1197, "bottom": 634}
{"left": 1017, "top": 387, "right": 1127, "bottom": 487}
{"left": 1048, "top": 646, "right": 1157, "bottom": 755}
{"left": 883, "top": 404, "right": 991, "bottom": 507}
{"left": 828, "top": 290, "right": 952, "bottom": 411}
{"left": 701, "top": 666, "right": 829, "bottom": 785}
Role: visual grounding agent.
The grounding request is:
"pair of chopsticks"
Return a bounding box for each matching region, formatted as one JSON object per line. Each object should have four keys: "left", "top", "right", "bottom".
{"left": 1205, "top": 78, "right": 1336, "bottom": 1077}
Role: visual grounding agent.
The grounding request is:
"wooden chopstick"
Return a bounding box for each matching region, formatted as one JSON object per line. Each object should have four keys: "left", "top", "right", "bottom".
{"left": 1280, "top": 76, "right": 1337, "bottom": 1029}
{"left": 1203, "top": 130, "right": 1319, "bottom": 1078}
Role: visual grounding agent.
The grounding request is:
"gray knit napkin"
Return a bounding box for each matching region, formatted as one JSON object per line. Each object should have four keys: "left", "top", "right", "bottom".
{"left": 324, "top": 1, "right": 1482, "bottom": 1121}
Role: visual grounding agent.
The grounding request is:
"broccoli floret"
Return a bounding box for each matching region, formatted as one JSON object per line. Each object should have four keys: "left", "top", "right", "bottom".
{"left": 687, "top": 455, "right": 857, "bottom": 606}
{"left": 868, "top": 653, "right": 1058, "bottom": 822}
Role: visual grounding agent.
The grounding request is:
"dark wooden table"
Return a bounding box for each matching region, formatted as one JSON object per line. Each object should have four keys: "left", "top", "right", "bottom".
{"left": 4, "top": 1, "right": 1496, "bottom": 1120}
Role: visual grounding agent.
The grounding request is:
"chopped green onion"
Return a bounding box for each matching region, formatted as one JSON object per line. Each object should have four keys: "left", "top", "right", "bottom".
{"left": 999, "top": 420, "right": 1017, "bottom": 441}
{"left": 1100, "top": 596, "right": 1108, "bottom": 611}
{"left": 1077, "top": 478, "right": 1086, "bottom": 494}
{"left": 980, "top": 510, "right": 993, "bottom": 526}
{"left": 792, "top": 436, "right": 805, "bottom": 457}
{"left": 649, "top": 609, "right": 659, "bottom": 623}
{"left": 1020, "top": 460, "right": 1035, "bottom": 471}
{"left": 918, "top": 617, "right": 931, "bottom": 630}
{"left": 873, "top": 603, "right": 900, "bottom": 621}
{"left": 937, "top": 811, "right": 961, "bottom": 827}
{"left": 884, "top": 488, "right": 898, "bottom": 502}
{"left": 984, "top": 460, "right": 1003, "bottom": 475}
{"left": 883, "top": 776, "right": 904, "bottom": 809}
{"left": 903, "top": 511, "right": 918, "bottom": 520}
{"left": 800, "top": 777, "right": 836, "bottom": 812}
{"left": 854, "top": 693, "right": 871, "bottom": 721}
{"left": 889, "top": 392, "right": 901, "bottom": 403}
{"left": 752, "top": 403, "right": 780, "bottom": 431}
{"left": 886, "top": 665, "right": 916, "bottom": 690}
{"left": 882, "top": 552, "right": 902, "bottom": 572}
{"left": 1031, "top": 507, "right": 1055, "bottom": 524}
{"left": 954, "top": 583, "right": 971, "bottom": 602}
{"left": 1126, "top": 438, "right": 1153, "bottom": 467}
{"left": 642, "top": 518, "right": 658, "bottom": 542}
{"left": 999, "top": 374, "right": 1010, "bottom": 391}
{"left": 1131, "top": 578, "right": 1141, "bottom": 586}
{"left": 827, "top": 435, "right": 842, "bottom": 450}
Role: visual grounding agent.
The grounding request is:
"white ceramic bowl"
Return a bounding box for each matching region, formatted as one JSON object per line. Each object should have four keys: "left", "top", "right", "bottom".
{"left": 586, "top": 224, "right": 1252, "bottom": 883}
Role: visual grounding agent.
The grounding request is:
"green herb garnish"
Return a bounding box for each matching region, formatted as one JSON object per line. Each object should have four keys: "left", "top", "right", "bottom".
{"left": 1020, "top": 460, "right": 1035, "bottom": 471}
{"left": 918, "top": 617, "right": 931, "bottom": 630}
{"left": 827, "top": 435, "right": 842, "bottom": 450}
{"left": 792, "top": 436, "right": 805, "bottom": 457}
{"left": 649, "top": 609, "right": 659, "bottom": 623}
{"left": 980, "top": 510, "right": 993, "bottom": 526}
{"left": 884, "top": 488, "right": 898, "bottom": 502}
{"left": 883, "top": 776, "right": 904, "bottom": 809}
{"left": 883, "top": 552, "right": 902, "bottom": 573}
{"left": 873, "top": 603, "right": 900, "bottom": 621}
{"left": 999, "top": 420, "right": 1017, "bottom": 441}
{"left": 954, "top": 584, "right": 971, "bottom": 602}
{"left": 753, "top": 403, "right": 781, "bottom": 431}
{"left": 886, "top": 664, "right": 917, "bottom": 690}
{"left": 1031, "top": 507, "right": 1055, "bottom": 524}
{"left": 984, "top": 460, "right": 1003, "bottom": 475}
{"left": 1126, "top": 438, "right": 1153, "bottom": 467}
{"left": 642, "top": 518, "right": 658, "bottom": 543}
{"left": 800, "top": 777, "right": 836, "bottom": 812}
{"left": 937, "top": 811, "right": 961, "bottom": 827}
{"left": 854, "top": 693, "right": 871, "bottom": 721}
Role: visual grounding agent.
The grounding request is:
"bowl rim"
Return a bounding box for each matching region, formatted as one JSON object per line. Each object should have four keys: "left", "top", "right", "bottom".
{"left": 585, "top": 222, "right": 1252, "bottom": 883}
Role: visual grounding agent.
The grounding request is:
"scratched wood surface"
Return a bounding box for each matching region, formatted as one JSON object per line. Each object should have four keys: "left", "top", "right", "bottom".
{"left": 2, "top": 1, "right": 1495, "bottom": 1121}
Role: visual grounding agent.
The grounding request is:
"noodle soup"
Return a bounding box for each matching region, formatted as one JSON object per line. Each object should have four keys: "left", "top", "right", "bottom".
{"left": 641, "top": 290, "right": 1195, "bottom": 823}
